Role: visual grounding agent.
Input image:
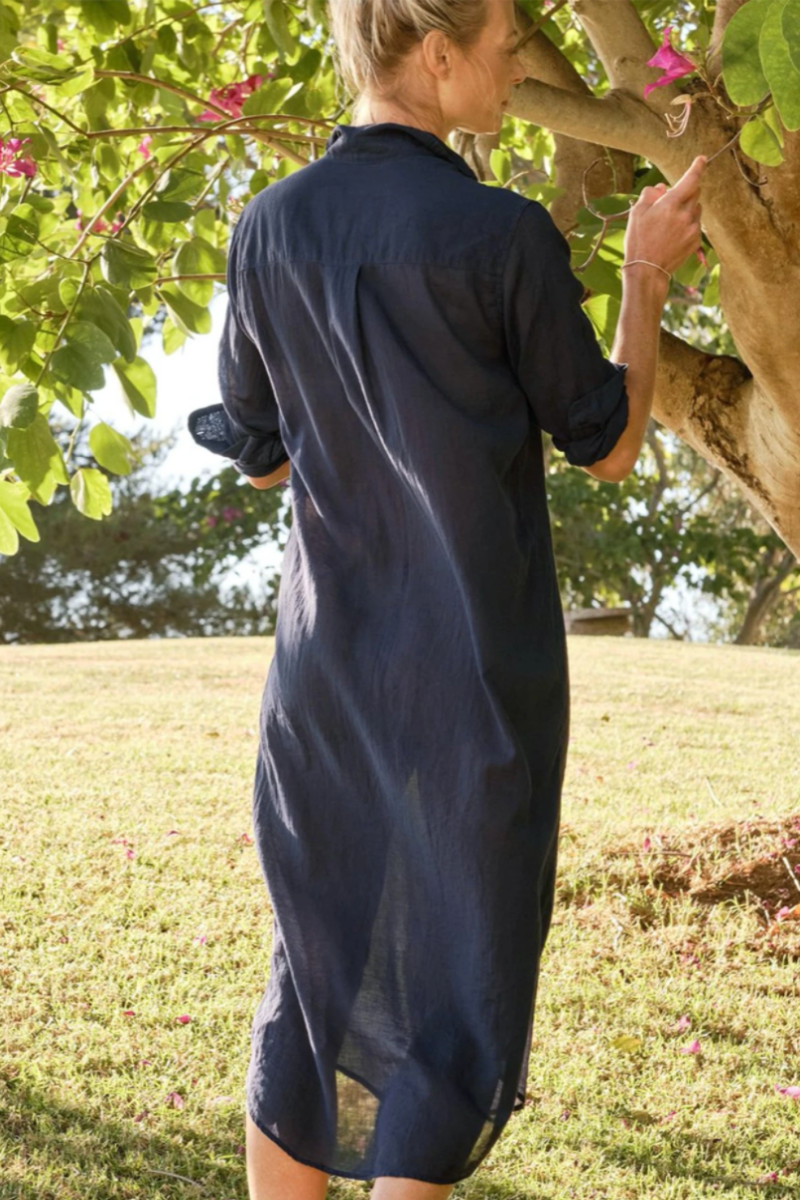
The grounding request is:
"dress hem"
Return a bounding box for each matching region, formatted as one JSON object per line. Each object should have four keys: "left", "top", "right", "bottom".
{"left": 244, "top": 1096, "right": 495, "bottom": 1186}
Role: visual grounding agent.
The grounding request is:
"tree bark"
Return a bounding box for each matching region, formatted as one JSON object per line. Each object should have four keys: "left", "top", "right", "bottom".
{"left": 505, "top": 1, "right": 800, "bottom": 557}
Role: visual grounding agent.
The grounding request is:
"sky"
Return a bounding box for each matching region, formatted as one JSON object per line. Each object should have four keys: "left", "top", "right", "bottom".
{"left": 88, "top": 291, "right": 230, "bottom": 490}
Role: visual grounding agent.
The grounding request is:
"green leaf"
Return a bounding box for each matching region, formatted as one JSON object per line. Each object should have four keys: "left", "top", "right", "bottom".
{"left": 89, "top": 421, "right": 133, "bottom": 475}
{"left": 0, "top": 500, "right": 18, "bottom": 555}
{"left": 263, "top": 0, "right": 297, "bottom": 57}
{"left": 785, "top": 0, "right": 800, "bottom": 72}
{"left": 9, "top": 44, "right": 76, "bottom": 81}
{"left": 740, "top": 111, "right": 785, "bottom": 163}
{"left": 760, "top": 0, "right": 800, "bottom": 130}
{"left": 584, "top": 293, "right": 621, "bottom": 348}
{"left": 241, "top": 77, "right": 300, "bottom": 116}
{"left": 162, "top": 316, "right": 187, "bottom": 355}
{"left": 96, "top": 141, "right": 121, "bottom": 181}
{"left": 49, "top": 320, "right": 117, "bottom": 394}
{"left": 610, "top": 1035, "right": 643, "bottom": 1053}
{"left": 722, "top": 0, "right": 773, "bottom": 104}
{"left": 0, "top": 381, "right": 38, "bottom": 429}
{"left": 64, "top": 320, "right": 118, "bottom": 364}
{"left": 101, "top": 239, "right": 158, "bottom": 289}
{"left": 112, "top": 354, "right": 157, "bottom": 418}
{"left": 0, "top": 212, "right": 38, "bottom": 266}
{"left": 58, "top": 66, "right": 95, "bottom": 98}
{"left": 159, "top": 282, "right": 212, "bottom": 335}
{"left": 154, "top": 166, "right": 204, "bottom": 204}
{"left": 76, "top": 286, "right": 137, "bottom": 363}
{"left": 70, "top": 466, "right": 112, "bottom": 519}
{"left": 490, "top": 149, "right": 512, "bottom": 184}
{"left": 79, "top": 0, "right": 131, "bottom": 36}
{"left": 0, "top": 478, "right": 39, "bottom": 547}
{"left": 141, "top": 200, "right": 194, "bottom": 223}
{"left": 172, "top": 236, "right": 227, "bottom": 306}
{"left": 290, "top": 47, "right": 322, "bottom": 83}
{"left": 6, "top": 413, "right": 69, "bottom": 500}
{"left": 0, "top": 316, "right": 36, "bottom": 373}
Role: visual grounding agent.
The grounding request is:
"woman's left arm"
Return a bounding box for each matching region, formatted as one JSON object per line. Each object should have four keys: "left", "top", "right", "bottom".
{"left": 245, "top": 459, "right": 291, "bottom": 489}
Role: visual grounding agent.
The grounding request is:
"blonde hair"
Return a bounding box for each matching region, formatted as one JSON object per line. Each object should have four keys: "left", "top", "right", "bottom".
{"left": 328, "top": 0, "right": 489, "bottom": 99}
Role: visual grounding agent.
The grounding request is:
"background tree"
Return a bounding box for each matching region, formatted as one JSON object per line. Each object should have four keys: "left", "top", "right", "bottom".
{"left": 0, "top": 419, "right": 290, "bottom": 642}
{"left": 548, "top": 415, "right": 799, "bottom": 642}
{"left": 0, "top": 0, "right": 796, "bottom": 570}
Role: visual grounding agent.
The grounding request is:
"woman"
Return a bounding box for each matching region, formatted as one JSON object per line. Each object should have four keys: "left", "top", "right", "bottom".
{"left": 189, "top": 2, "right": 705, "bottom": 1197}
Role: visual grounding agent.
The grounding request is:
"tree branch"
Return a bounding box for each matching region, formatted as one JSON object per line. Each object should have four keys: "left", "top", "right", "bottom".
{"left": 570, "top": 0, "right": 685, "bottom": 110}
{"left": 513, "top": 12, "right": 636, "bottom": 228}
{"left": 506, "top": 78, "right": 665, "bottom": 161}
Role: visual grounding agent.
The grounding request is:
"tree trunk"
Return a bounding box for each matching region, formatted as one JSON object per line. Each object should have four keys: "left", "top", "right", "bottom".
{"left": 500, "top": 0, "right": 800, "bottom": 556}
{"left": 734, "top": 547, "right": 798, "bottom": 644}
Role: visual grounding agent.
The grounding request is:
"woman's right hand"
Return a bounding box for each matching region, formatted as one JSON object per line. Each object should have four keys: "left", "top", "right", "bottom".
{"left": 623, "top": 155, "right": 707, "bottom": 277}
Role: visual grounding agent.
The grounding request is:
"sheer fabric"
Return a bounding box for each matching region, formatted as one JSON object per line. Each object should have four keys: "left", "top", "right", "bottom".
{"left": 189, "top": 122, "right": 628, "bottom": 1185}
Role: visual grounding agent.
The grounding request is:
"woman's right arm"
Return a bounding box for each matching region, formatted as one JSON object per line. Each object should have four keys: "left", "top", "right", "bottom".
{"left": 582, "top": 155, "right": 707, "bottom": 484}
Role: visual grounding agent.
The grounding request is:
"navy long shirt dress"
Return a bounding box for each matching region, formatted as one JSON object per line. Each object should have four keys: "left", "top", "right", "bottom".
{"left": 188, "top": 121, "right": 629, "bottom": 1186}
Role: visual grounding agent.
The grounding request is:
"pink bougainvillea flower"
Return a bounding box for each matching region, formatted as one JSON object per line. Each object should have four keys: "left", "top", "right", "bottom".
{"left": 137, "top": 133, "right": 152, "bottom": 159}
{"left": 775, "top": 1084, "right": 800, "bottom": 1098}
{"left": 643, "top": 26, "right": 696, "bottom": 99}
{"left": 165, "top": 1091, "right": 185, "bottom": 1109}
{"left": 0, "top": 136, "right": 37, "bottom": 178}
{"left": 197, "top": 73, "right": 268, "bottom": 121}
{"left": 675, "top": 1014, "right": 692, "bottom": 1032}
{"left": 222, "top": 506, "right": 243, "bottom": 523}
{"left": 76, "top": 209, "right": 125, "bottom": 235}
{"left": 679, "top": 1039, "right": 702, "bottom": 1054}
{"left": 206, "top": 515, "right": 218, "bottom": 528}
{"left": 176, "top": 1014, "right": 192, "bottom": 1024}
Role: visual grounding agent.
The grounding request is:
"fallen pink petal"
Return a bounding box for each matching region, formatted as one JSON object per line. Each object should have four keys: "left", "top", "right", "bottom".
{"left": 123, "top": 1009, "right": 135, "bottom": 1017}
{"left": 775, "top": 1085, "right": 800, "bottom": 1098}
{"left": 193, "top": 934, "right": 207, "bottom": 945}
{"left": 675, "top": 1015, "right": 692, "bottom": 1032}
{"left": 165, "top": 1091, "right": 185, "bottom": 1109}
{"left": 642, "top": 836, "right": 651, "bottom": 851}
{"left": 679, "top": 1039, "right": 701, "bottom": 1054}
{"left": 176, "top": 1014, "right": 192, "bottom": 1024}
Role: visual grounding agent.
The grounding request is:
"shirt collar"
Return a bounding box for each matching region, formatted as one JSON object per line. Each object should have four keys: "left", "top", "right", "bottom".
{"left": 324, "top": 122, "right": 477, "bottom": 181}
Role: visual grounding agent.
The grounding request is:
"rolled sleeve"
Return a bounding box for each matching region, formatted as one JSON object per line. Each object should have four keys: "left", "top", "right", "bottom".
{"left": 502, "top": 200, "right": 629, "bottom": 468}
{"left": 187, "top": 228, "right": 289, "bottom": 479}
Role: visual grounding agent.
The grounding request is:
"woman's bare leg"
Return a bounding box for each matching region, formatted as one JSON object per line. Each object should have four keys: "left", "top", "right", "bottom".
{"left": 245, "top": 1111, "right": 330, "bottom": 1200}
{"left": 371, "top": 1180, "right": 454, "bottom": 1199}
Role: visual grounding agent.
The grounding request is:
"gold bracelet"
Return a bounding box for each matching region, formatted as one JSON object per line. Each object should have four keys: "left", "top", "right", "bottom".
{"left": 621, "top": 259, "right": 671, "bottom": 280}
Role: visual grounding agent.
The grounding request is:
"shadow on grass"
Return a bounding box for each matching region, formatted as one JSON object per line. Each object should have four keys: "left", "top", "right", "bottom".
{"left": 1, "top": 1072, "right": 247, "bottom": 1199}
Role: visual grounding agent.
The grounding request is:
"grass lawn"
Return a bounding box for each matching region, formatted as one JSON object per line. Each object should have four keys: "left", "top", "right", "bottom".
{"left": 1, "top": 635, "right": 799, "bottom": 1199}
